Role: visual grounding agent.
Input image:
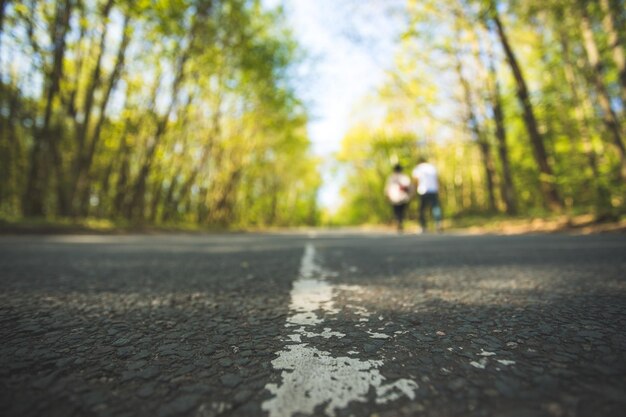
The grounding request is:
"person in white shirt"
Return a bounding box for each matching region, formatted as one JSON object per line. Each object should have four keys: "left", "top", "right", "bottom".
{"left": 411, "top": 158, "right": 442, "bottom": 232}
{"left": 385, "top": 164, "right": 412, "bottom": 233}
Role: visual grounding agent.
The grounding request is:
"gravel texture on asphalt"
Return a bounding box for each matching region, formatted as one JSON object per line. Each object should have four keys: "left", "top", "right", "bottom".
{"left": 0, "top": 233, "right": 625, "bottom": 417}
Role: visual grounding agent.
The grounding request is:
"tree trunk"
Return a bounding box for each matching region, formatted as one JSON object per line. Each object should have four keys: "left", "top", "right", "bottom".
{"left": 69, "top": 0, "right": 114, "bottom": 212}
{"left": 599, "top": 0, "right": 626, "bottom": 114}
{"left": 75, "top": 14, "right": 131, "bottom": 216}
{"left": 478, "top": 140, "right": 498, "bottom": 212}
{"left": 487, "top": 57, "right": 517, "bottom": 215}
{"left": 213, "top": 168, "right": 242, "bottom": 226}
{"left": 268, "top": 179, "right": 279, "bottom": 225}
{"left": 560, "top": 30, "right": 614, "bottom": 212}
{"left": 0, "top": 0, "right": 6, "bottom": 30}
{"left": 99, "top": 159, "right": 115, "bottom": 214}
{"left": 0, "top": 83, "right": 20, "bottom": 212}
{"left": 127, "top": 50, "right": 189, "bottom": 221}
{"left": 196, "top": 187, "right": 209, "bottom": 224}
{"left": 454, "top": 50, "right": 498, "bottom": 212}
{"left": 60, "top": 0, "right": 85, "bottom": 122}
{"left": 23, "top": 0, "right": 73, "bottom": 216}
{"left": 560, "top": 35, "right": 601, "bottom": 179}
{"left": 113, "top": 135, "right": 130, "bottom": 217}
{"left": 161, "top": 176, "right": 179, "bottom": 222}
{"left": 149, "top": 180, "right": 163, "bottom": 223}
{"left": 167, "top": 102, "right": 221, "bottom": 221}
{"left": 491, "top": 7, "right": 563, "bottom": 211}
{"left": 0, "top": 0, "right": 8, "bottom": 64}
{"left": 125, "top": 1, "right": 218, "bottom": 221}
{"left": 579, "top": 0, "right": 626, "bottom": 180}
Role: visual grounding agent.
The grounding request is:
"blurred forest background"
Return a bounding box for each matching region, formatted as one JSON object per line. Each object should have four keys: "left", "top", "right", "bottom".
{"left": 0, "top": 0, "right": 320, "bottom": 228}
{"left": 1, "top": 0, "right": 625, "bottom": 229}
{"left": 335, "top": 0, "right": 626, "bottom": 225}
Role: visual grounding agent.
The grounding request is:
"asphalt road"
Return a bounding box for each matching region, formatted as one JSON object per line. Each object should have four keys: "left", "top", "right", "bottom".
{"left": 0, "top": 232, "right": 625, "bottom": 417}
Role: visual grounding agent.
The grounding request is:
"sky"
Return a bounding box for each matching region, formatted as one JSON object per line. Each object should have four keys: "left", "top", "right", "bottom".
{"left": 263, "top": 0, "right": 405, "bottom": 211}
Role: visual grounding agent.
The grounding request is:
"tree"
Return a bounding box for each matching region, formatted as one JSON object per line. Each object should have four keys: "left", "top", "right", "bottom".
{"left": 23, "top": 0, "right": 73, "bottom": 216}
{"left": 488, "top": 1, "right": 563, "bottom": 211}
{"left": 1, "top": 0, "right": 320, "bottom": 227}
{"left": 577, "top": 0, "right": 626, "bottom": 180}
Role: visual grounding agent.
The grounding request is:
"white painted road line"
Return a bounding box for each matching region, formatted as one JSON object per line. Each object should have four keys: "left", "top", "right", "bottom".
{"left": 262, "top": 243, "right": 418, "bottom": 417}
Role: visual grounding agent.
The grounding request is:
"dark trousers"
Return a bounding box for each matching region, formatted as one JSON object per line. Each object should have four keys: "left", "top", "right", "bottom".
{"left": 392, "top": 203, "right": 408, "bottom": 229}
{"left": 419, "top": 192, "right": 441, "bottom": 229}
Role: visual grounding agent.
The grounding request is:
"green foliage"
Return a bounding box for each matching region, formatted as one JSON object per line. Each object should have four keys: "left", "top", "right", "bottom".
{"left": 335, "top": 0, "right": 626, "bottom": 223}
{"left": 0, "top": 0, "right": 320, "bottom": 227}
{"left": 335, "top": 126, "right": 421, "bottom": 225}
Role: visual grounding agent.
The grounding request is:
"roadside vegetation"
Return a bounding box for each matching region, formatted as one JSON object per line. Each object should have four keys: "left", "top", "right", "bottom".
{"left": 335, "top": 0, "right": 626, "bottom": 227}
{"left": 1, "top": 0, "right": 625, "bottom": 231}
{"left": 0, "top": 0, "right": 320, "bottom": 228}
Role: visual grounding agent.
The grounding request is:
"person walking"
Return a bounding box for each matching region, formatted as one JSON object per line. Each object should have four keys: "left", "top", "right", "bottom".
{"left": 385, "top": 164, "right": 412, "bottom": 233}
{"left": 412, "top": 157, "right": 442, "bottom": 233}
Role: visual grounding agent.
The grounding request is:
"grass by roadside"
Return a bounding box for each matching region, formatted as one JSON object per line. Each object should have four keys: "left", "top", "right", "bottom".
{"left": 446, "top": 213, "right": 626, "bottom": 235}
{"left": 315, "top": 213, "right": 626, "bottom": 235}
{"left": 0, "top": 217, "right": 234, "bottom": 235}
{"left": 1, "top": 213, "right": 625, "bottom": 235}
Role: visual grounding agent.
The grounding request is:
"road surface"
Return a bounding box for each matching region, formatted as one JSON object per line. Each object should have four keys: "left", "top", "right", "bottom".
{"left": 1, "top": 232, "right": 625, "bottom": 417}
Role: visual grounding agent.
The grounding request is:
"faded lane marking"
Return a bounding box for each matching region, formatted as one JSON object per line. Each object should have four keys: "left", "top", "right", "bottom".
{"left": 470, "top": 351, "right": 516, "bottom": 370}
{"left": 367, "top": 330, "right": 391, "bottom": 339}
{"left": 496, "top": 359, "right": 516, "bottom": 366}
{"left": 470, "top": 358, "right": 488, "bottom": 369}
{"left": 262, "top": 243, "right": 418, "bottom": 417}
